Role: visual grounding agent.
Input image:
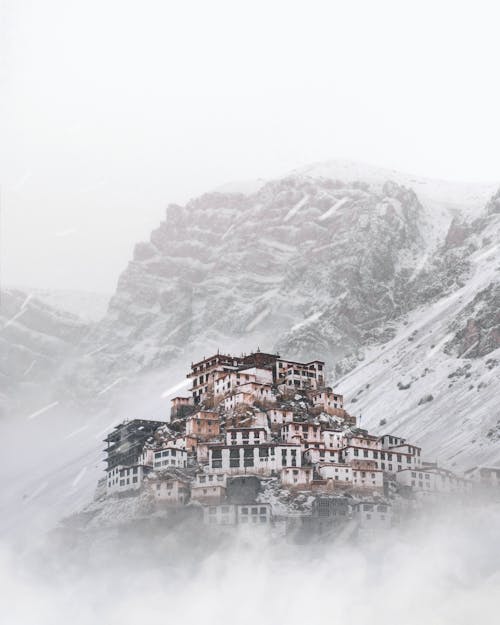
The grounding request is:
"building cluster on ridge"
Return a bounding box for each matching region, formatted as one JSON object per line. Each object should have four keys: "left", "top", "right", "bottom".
{"left": 99, "top": 350, "right": 499, "bottom": 533}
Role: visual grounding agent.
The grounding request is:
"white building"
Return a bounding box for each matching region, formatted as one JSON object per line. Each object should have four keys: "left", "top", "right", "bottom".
{"left": 188, "top": 353, "right": 241, "bottom": 405}
{"left": 225, "top": 427, "right": 268, "bottom": 446}
{"left": 343, "top": 443, "right": 420, "bottom": 474}
{"left": 280, "top": 466, "right": 314, "bottom": 488}
{"left": 223, "top": 391, "right": 255, "bottom": 410}
{"left": 396, "top": 468, "right": 471, "bottom": 494}
{"left": 311, "top": 389, "right": 344, "bottom": 413}
{"left": 203, "top": 504, "right": 237, "bottom": 525}
{"left": 153, "top": 447, "right": 188, "bottom": 469}
{"left": 190, "top": 472, "right": 227, "bottom": 503}
{"left": 352, "top": 501, "right": 392, "bottom": 531}
{"left": 149, "top": 473, "right": 190, "bottom": 504}
{"left": 208, "top": 443, "right": 302, "bottom": 475}
{"left": 106, "top": 464, "right": 153, "bottom": 495}
{"left": 351, "top": 463, "right": 384, "bottom": 491}
{"left": 267, "top": 408, "right": 294, "bottom": 427}
{"left": 203, "top": 503, "right": 272, "bottom": 525}
{"left": 213, "top": 367, "right": 274, "bottom": 399}
{"left": 274, "top": 359, "right": 325, "bottom": 391}
{"left": 303, "top": 447, "right": 341, "bottom": 465}
{"left": 281, "top": 422, "right": 322, "bottom": 446}
{"left": 237, "top": 503, "right": 272, "bottom": 525}
{"left": 223, "top": 383, "right": 276, "bottom": 410}
{"left": 380, "top": 434, "right": 407, "bottom": 448}
{"left": 317, "top": 463, "right": 353, "bottom": 484}
{"left": 464, "top": 465, "right": 500, "bottom": 489}
{"left": 321, "top": 429, "right": 346, "bottom": 449}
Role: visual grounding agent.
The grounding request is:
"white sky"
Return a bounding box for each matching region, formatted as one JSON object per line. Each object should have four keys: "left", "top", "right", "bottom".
{"left": 1, "top": 0, "right": 499, "bottom": 293}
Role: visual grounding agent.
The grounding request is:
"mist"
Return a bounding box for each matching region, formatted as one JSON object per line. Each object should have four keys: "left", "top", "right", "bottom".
{"left": 2, "top": 0, "right": 500, "bottom": 292}
{"left": 2, "top": 502, "right": 500, "bottom": 625}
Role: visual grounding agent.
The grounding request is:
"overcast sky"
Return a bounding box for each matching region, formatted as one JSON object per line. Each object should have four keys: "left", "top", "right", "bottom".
{"left": 1, "top": 0, "right": 499, "bottom": 294}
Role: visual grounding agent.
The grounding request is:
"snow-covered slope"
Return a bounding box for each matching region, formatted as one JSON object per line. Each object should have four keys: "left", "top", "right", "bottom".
{"left": 294, "top": 159, "right": 497, "bottom": 217}
{"left": 337, "top": 245, "right": 500, "bottom": 470}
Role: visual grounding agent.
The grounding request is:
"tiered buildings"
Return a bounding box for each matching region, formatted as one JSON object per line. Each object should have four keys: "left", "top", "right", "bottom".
{"left": 100, "top": 350, "right": 485, "bottom": 531}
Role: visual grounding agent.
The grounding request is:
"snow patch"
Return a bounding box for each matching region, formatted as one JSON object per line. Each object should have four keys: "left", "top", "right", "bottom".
{"left": 318, "top": 197, "right": 349, "bottom": 221}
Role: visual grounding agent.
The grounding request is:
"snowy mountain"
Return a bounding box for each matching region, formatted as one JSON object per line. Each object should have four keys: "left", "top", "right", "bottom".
{"left": 1, "top": 161, "right": 499, "bottom": 535}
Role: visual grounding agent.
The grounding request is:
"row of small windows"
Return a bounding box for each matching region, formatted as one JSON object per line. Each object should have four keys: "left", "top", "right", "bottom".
{"left": 352, "top": 449, "right": 415, "bottom": 462}
{"left": 154, "top": 449, "right": 183, "bottom": 458}
{"left": 197, "top": 474, "right": 224, "bottom": 483}
{"left": 154, "top": 459, "right": 186, "bottom": 467}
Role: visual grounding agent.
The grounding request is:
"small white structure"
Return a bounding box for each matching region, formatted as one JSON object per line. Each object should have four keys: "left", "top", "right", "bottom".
{"left": 280, "top": 466, "right": 314, "bottom": 488}
{"left": 304, "top": 447, "right": 341, "bottom": 465}
{"left": 191, "top": 473, "right": 226, "bottom": 503}
{"left": 352, "top": 501, "right": 392, "bottom": 531}
{"left": 281, "top": 422, "right": 322, "bottom": 445}
{"left": 317, "top": 463, "right": 353, "bottom": 484}
{"left": 237, "top": 503, "right": 272, "bottom": 525}
{"left": 343, "top": 439, "right": 420, "bottom": 474}
{"left": 153, "top": 447, "right": 188, "bottom": 469}
{"left": 396, "top": 468, "right": 471, "bottom": 494}
{"left": 267, "top": 408, "right": 294, "bottom": 427}
{"left": 379, "top": 434, "right": 407, "bottom": 448}
{"left": 203, "top": 504, "right": 237, "bottom": 525}
{"left": 351, "top": 464, "right": 384, "bottom": 491}
{"left": 203, "top": 503, "right": 272, "bottom": 525}
{"left": 106, "top": 464, "right": 152, "bottom": 495}
{"left": 149, "top": 473, "right": 190, "bottom": 504}
{"left": 321, "top": 429, "right": 346, "bottom": 449}
{"left": 226, "top": 427, "right": 268, "bottom": 446}
{"left": 214, "top": 367, "right": 273, "bottom": 398}
{"left": 311, "top": 389, "right": 344, "bottom": 413}
{"left": 464, "top": 465, "right": 500, "bottom": 489}
{"left": 274, "top": 359, "right": 325, "bottom": 390}
{"left": 224, "top": 392, "right": 255, "bottom": 410}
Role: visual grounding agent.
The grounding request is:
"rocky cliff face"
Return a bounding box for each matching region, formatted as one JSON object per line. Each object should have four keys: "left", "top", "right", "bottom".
{"left": 76, "top": 176, "right": 427, "bottom": 386}
{"left": 2, "top": 162, "right": 499, "bottom": 470}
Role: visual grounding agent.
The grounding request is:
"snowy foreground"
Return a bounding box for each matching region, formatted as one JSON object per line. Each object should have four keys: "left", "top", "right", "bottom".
{"left": 1, "top": 502, "right": 499, "bottom": 625}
